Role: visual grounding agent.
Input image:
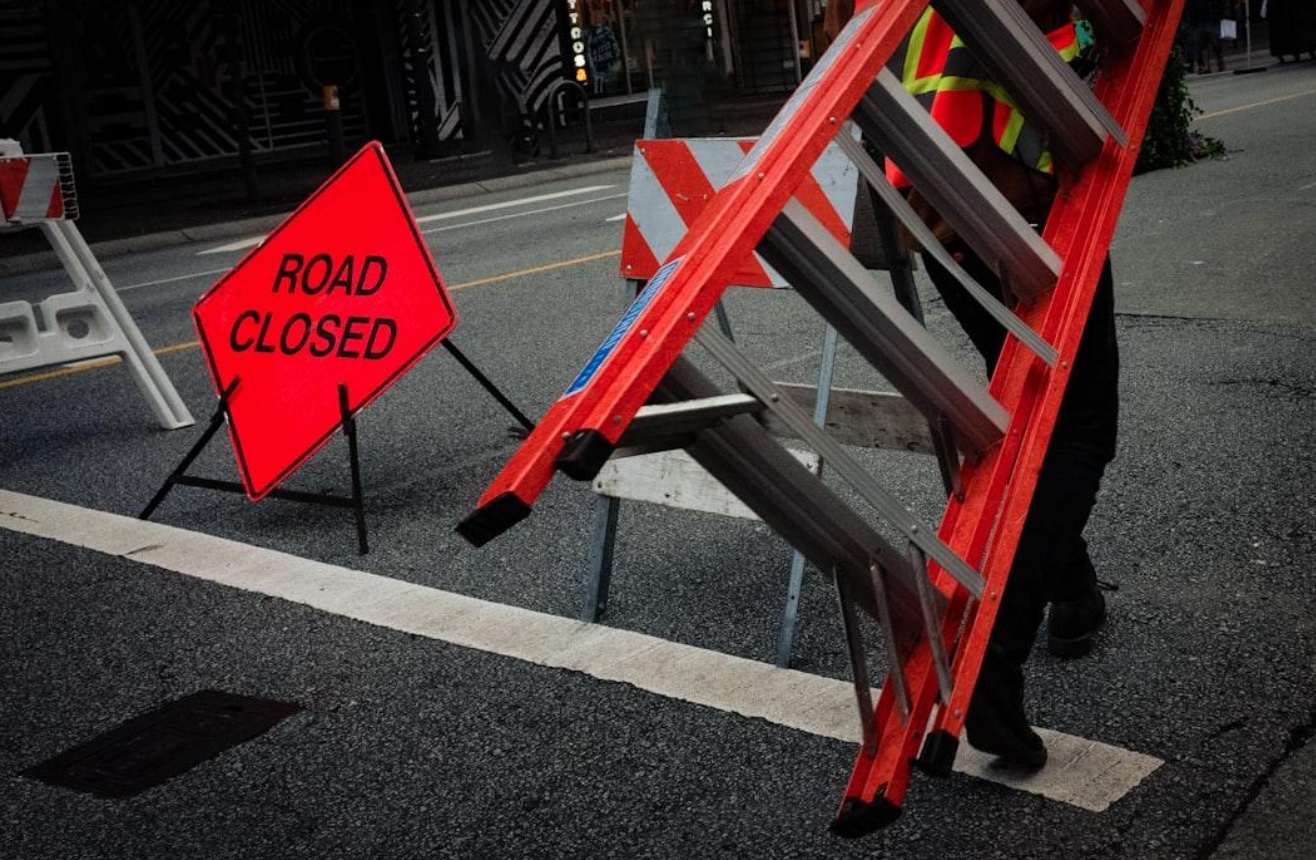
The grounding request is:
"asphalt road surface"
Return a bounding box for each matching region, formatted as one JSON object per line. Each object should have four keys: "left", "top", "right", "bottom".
{"left": 2, "top": 63, "right": 1315, "bottom": 859}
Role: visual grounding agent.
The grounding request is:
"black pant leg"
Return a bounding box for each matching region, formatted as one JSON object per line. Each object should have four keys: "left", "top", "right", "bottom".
{"left": 923, "top": 252, "right": 1119, "bottom": 664}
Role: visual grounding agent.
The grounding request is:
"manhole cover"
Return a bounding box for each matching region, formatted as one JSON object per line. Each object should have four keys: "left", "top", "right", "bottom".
{"left": 22, "top": 690, "right": 301, "bottom": 798}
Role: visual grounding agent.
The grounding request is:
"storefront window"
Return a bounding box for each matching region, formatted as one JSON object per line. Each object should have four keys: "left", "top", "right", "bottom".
{"left": 584, "top": 1, "right": 623, "bottom": 92}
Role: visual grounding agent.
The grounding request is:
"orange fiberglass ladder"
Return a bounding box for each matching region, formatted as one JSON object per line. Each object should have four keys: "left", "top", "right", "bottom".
{"left": 459, "top": 0, "right": 1183, "bottom": 835}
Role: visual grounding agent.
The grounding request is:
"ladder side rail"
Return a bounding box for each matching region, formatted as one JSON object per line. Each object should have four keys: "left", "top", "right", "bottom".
{"left": 928, "top": 0, "right": 1188, "bottom": 734}
{"left": 835, "top": 0, "right": 1188, "bottom": 833}
{"left": 560, "top": 4, "right": 934, "bottom": 468}
{"left": 459, "top": 1, "right": 933, "bottom": 544}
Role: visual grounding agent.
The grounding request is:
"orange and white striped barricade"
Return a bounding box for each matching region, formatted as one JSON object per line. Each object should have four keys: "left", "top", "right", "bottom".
{"left": 620, "top": 136, "right": 859, "bottom": 289}
{"left": 589, "top": 131, "right": 950, "bottom": 669}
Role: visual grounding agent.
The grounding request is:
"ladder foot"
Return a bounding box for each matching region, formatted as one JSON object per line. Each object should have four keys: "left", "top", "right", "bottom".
{"left": 830, "top": 792, "right": 902, "bottom": 838}
{"left": 456, "top": 492, "right": 532, "bottom": 546}
{"left": 555, "top": 429, "right": 616, "bottom": 480}
{"left": 914, "top": 729, "right": 959, "bottom": 778}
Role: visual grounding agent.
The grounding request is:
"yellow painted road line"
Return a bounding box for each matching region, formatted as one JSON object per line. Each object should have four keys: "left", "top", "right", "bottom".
{"left": 0, "top": 250, "right": 622, "bottom": 391}
{"left": 0, "top": 340, "right": 202, "bottom": 392}
{"left": 1195, "top": 87, "right": 1316, "bottom": 122}
{"left": 447, "top": 249, "right": 620, "bottom": 291}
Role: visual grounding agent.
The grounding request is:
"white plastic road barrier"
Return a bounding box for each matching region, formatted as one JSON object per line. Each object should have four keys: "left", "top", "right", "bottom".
{"left": 0, "top": 140, "right": 193, "bottom": 430}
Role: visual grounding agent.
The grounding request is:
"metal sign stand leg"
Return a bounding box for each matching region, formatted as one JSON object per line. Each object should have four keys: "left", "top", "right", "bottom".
{"left": 139, "top": 379, "right": 372, "bottom": 554}
{"left": 139, "top": 378, "right": 240, "bottom": 522}
{"left": 442, "top": 338, "right": 536, "bottom": 434}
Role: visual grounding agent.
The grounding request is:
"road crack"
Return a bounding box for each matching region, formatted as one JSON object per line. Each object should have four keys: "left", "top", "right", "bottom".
{"left": 1194, "top": 702, "right": 1316, "bottom": 859}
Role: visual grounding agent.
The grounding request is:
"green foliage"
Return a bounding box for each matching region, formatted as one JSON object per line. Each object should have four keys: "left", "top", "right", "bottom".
{"left": 1136, "top": 44, "right": 1226, "bottom": 173}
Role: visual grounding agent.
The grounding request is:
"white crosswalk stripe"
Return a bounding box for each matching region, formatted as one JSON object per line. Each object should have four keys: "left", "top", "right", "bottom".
{"left": 0, "top": 488, "right": 1161, "bottom": 813}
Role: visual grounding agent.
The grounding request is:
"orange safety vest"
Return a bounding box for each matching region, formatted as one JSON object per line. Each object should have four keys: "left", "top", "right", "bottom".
{"left": 886, "top": 9, "right": 1080, "bottom": 187}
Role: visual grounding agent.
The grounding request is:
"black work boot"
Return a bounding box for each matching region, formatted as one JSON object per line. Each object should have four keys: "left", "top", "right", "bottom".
{"left": 1047, "top": 586, "right": 1107, "bottom": 658}
{"left": 964, "top": 646, "right": 1047, "bottom": 769}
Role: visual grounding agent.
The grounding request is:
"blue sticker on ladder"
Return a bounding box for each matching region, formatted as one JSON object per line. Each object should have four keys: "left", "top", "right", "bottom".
{"left": 561, "top": 257, "right": 683, "bottom": 400}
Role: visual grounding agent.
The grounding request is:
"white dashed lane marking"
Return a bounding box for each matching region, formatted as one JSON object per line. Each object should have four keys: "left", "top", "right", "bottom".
{"left": 196, "top": 185, "right": 621, "bottom": 255}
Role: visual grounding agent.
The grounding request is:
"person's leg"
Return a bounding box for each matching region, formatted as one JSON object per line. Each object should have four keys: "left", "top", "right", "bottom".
{"left": 975, "top": 259, "right": 1119, "bottom": 662}
{"left": 922, "top": 251, "right": 1119, "bottom": 761}
{"left": 922, "top": 251, "right": 1117, "bottom": 620}
{"left": 1189, "top": 24, "right": 1205, "bottom": 71}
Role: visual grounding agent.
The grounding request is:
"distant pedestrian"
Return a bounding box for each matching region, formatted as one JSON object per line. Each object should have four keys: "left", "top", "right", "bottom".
{"left": 1266, "top": 0, "right": 1316, "bottom": 62}
{"left": 1185, "top": 0, "right": 1234, "bottom": 73}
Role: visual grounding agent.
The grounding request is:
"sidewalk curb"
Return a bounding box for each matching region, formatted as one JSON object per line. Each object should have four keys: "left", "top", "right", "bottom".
{"left": 0, "top": 154, "right": 634, "bottom": 279}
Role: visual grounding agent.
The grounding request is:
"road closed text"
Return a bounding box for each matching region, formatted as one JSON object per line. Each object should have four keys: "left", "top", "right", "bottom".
{"left": 228, "top": 253, "right": 398, "bottom": 359}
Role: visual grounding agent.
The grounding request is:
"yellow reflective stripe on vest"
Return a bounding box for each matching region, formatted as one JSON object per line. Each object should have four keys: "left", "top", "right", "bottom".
{"left": 899, "top": 8, "right": 1081, "bottom": 169}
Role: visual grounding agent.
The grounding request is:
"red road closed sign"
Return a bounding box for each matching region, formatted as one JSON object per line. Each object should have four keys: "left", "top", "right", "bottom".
{"left": 193, "top": 142, "right": 457, "bottom": 500}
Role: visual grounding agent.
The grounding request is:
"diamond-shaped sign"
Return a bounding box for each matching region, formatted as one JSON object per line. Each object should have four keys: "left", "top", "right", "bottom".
{"left": 193, "top": 142, "right": 457, "bottom": 500}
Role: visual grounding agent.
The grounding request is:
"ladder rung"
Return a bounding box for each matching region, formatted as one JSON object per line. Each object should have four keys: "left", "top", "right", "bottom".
{"left": 1079, "top": 0, "right": 1147, "bottom": 47}
{"left": 660, "top": 355, "right": 939, "bottom": 626}
{"left": 834, "top": 130, "right": 1058, "bottom": 365}
{"left": 934, "top": 0, "right": 1127, "bottom": 164}
{"left": 854, "top": 71, "right": 1063, "bottom": 300}
{"left": 761, "top": 199, "right": 1008, "bottom": 460}
{"left": 765, "top": 383, "right": 936, "bottom": 454}
{"left": 692, "top": 328, "right": 987, "bottom": 599}
{"left": 619, "top": 393, "right": 763, "bottom": 447}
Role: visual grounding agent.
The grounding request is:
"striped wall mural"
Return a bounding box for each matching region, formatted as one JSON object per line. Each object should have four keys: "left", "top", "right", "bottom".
{"left": 397, "top": 0, "right": 570, "bottom": 144}
{"left": 0, "top": 1, "right": 575, "bottom": 175}
{"left": 1, "top": 0, "right": 369, "bottom": 178}
{"left": 395, "top": 0, "right": 466, "bottom": 142}
{"left": 0, "top": 0, "right": 57, "bottom": 153}
{"left": 231, "top": 0, "right": 368, "bottom": 156}
{"left": 471, "top": 0, "right": 567, "bottom": 119}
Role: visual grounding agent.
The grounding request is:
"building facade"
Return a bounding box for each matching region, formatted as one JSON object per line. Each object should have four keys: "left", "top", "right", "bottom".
{"left": 0, "top": 0, "right": 821, "bottom": 185}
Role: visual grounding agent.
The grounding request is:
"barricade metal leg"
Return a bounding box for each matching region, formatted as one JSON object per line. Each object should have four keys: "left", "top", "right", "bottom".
{"left": 775, "top": 324, "right": 838, "bottom": 668}
{"left": 582, "top": 275, "right": 738, "bottom": 624}
{"left": 582, "top": 493, "right": 620, "bottom": 621}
